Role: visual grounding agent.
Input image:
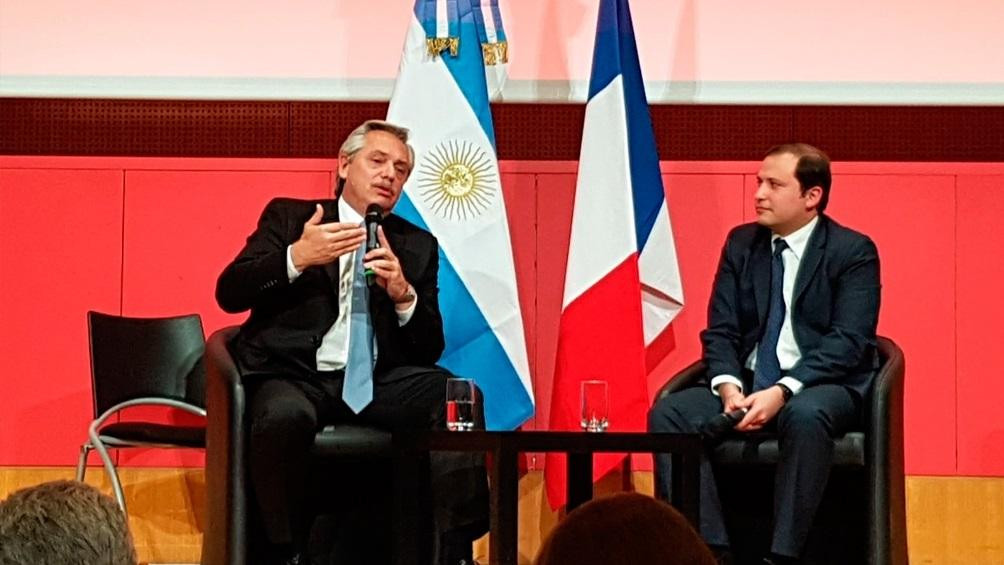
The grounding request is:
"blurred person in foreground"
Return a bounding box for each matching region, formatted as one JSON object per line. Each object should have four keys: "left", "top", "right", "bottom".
{"left": 0, "top": 479, "right": 137, "bottom": 565}
{"left": 534, "top": 492, "right": 716, "bottom": 565}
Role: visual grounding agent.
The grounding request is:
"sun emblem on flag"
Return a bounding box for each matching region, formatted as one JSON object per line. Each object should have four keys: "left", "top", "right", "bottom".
{"left": 416, "top": 140, "right": 497, "bottom": 221}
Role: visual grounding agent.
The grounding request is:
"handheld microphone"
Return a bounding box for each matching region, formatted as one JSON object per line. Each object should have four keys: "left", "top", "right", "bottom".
{"left": 363, "top": 204, "right": 383, "bottom": 287}
{"left": 699, "top": 408, "right": 747, "bottom": 441}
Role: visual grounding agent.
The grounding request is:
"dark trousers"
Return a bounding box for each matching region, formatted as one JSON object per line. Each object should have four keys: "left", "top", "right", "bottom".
{"left": 245, "top": 366, "right": 488, "bottom": 562}
{"left": 647, "top": 384, "right": 859, "bottom": 558}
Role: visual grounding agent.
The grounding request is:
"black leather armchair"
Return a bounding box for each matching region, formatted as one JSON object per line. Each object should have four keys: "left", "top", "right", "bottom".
{"left": 653, "top": 336, "right": 907, "bottom": 565}
{"left": 202, "top": 326, "right": 422, "bottom": 565}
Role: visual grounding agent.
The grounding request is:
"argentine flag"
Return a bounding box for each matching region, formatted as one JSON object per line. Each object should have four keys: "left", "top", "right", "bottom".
{"left": 545, "top": 0, "right": 684, "bottom": 507}
{"left": 387, "top": 0, "right": 533, "bottom": 430}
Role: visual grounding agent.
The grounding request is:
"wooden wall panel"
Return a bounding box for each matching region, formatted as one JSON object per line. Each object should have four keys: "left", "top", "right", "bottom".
{"left": 3, "top": 468, "right": 1002, "bottom": 565}
{"left": 0, "top": 169, "right": 123, "bottom": 465}
{"left": 956, "top": 175, "right": 1004, "bottom": 476}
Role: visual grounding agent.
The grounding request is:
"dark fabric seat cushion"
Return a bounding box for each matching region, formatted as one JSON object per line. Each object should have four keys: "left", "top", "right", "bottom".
{"left": 99, "top": 422, "right": 206, "bottom": 448}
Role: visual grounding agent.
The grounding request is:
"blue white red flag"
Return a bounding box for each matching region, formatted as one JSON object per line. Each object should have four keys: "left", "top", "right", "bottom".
{"left": 545, "top": 0, "right": 684, "bottom": 507}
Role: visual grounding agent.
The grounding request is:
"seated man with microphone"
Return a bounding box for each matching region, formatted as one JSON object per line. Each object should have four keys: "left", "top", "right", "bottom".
{"left": 648, "top": 144, "right": 881, "bottom": 565}
{"left": 216, "top": 119, "right": 487, "bottom": 565}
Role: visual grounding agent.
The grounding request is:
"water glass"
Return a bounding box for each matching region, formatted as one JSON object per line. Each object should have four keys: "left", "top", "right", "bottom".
{"left": 446, "top": 377, "right": 476, "bottom": 431}
{"left": 580, "top": 380, "right": 609, "bottom": 432}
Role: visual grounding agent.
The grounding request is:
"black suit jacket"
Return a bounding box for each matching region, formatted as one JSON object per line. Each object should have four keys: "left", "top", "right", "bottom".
{"left": 216, "top": 197, "right": 445, "bottom": 380}
{"left": 700, "top": 214, "right": 881, "bottom": 397}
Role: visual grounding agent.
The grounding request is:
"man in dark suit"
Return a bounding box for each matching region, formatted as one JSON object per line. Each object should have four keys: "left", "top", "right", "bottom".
{"left": 648, "top": 144, "right": 881, "bottom": 565}
{"left": 216, "top": 120, "right": 487, "bottom": 565}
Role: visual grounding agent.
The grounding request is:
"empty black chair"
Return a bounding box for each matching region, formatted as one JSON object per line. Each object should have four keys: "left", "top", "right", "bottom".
{"left": 653, "top": 336, "right": 907, "bottom": 565}
{"left": 76, "top": 311, "right": 207, "bottom": 515}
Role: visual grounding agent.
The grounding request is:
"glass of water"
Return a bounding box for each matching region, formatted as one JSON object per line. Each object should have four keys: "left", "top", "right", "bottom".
{"left": 446, "top": 377, "right": 476, "bottom": 431}
{"left": 580, "top": 380, "right": 609, "bottom": 432}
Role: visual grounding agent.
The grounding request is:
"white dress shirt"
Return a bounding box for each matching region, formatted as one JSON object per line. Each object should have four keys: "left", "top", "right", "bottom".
{"left": 711, "top": 215, "right": 819, "bottom": 397}
{"left": 284, "top": 199, "right": 416, "bottom": 371}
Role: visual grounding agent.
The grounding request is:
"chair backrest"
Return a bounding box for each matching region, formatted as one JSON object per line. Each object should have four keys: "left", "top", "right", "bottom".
{"left": 87, "top": 311, "right": 207, "bottom": 417}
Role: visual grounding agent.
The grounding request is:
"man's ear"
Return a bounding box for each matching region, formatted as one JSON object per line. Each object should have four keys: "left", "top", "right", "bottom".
{"left": 337, "top": 154, "right": 350, "bottom": 179}
{"left": 803, "top": 185, "right": 823, "bottom": 210}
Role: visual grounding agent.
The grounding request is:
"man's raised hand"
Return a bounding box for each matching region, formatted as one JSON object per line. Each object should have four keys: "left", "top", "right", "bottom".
{"left": 290, "top": 204, "right": 365, "bottom": 271}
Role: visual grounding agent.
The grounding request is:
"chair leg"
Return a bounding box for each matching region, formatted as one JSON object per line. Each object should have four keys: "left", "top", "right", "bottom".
{"left": 90, "top": 436, "right": 128, "bottom": 515}
{"left": 76, "top": 443, "right": 92, "bottom": 481}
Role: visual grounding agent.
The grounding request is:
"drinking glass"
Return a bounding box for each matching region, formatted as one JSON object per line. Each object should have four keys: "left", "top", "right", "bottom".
{"left": 580, "top": 380, "right": 609, "bottom": 432}
{"left": 446, "top": 377, "right": 476, "bottom": 431}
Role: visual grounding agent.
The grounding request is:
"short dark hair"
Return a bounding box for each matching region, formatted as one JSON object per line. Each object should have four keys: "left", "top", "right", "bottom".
{"left": 0, "top": 480, "right": 138, "bottom": 565}
{"left": 534, "top": 492, "right": 715, "bottom": 565}
{"left": 765, "top": 143, "right": 832, "bottom": 213}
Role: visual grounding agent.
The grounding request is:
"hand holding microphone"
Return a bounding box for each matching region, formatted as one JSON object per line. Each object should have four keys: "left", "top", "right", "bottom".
{"left": 361, "top": 204, "right": 415, "bottom": 307}
{"left": 700, "top": 408, "right": 748, "bottom": 441}
{"left": 363, "top": 204, "right": 382, "bottom": 287}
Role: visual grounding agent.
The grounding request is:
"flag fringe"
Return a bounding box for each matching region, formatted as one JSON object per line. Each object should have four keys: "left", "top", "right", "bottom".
{"left": 426, "top": 36, "right": 460, "bottom": 57}
{"left": 481, "top": 41, "right": 509, "bottom": 65}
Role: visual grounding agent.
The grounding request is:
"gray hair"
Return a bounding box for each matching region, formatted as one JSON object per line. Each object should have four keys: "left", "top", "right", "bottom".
{"left": 339, "top": 119, "right": 415, "bottom": 172}
{"left": 0, "top": 480, "right": 138, "bottom": 565}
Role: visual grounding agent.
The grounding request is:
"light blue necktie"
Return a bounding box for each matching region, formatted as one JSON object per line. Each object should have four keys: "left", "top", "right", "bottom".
{"left": 342, "top": 245, "right": 374, "bottom": 413}
{"left": 753, "top": 239, "right": 788, "bottom": 392}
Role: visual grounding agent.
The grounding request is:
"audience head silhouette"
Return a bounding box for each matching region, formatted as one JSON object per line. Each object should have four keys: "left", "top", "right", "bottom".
{"left": 0, "top": 480, "right": 138, "bottom": 565}
{"left": 534, "top": 492, "right": 715, "bottom": 565}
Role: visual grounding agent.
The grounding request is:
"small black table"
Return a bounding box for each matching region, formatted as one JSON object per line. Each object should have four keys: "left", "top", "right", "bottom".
{"left": 395, "top": 430, "right": 702, "bottom": 565}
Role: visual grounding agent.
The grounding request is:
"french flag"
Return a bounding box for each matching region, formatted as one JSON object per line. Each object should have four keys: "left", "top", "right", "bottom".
{"left": 545, "top": 0, "right": 684, "bottom": 508}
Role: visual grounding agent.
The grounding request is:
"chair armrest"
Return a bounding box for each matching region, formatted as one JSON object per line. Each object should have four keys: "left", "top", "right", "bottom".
{"left": 203, "top": 326, "right": 246, "bottom": 565}
{"left": 868, "top": 335, "right": 908, "bottom": 565}
{"left": 653, "top": 359, "right": 708, "bottom": 403}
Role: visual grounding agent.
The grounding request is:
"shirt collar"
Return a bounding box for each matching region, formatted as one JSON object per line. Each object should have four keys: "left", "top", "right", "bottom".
{"left": 773, "top": 215, "right": 819, "bottom": 260}
{"left": 338, "top": 197, "right": 363, "bottom": 225}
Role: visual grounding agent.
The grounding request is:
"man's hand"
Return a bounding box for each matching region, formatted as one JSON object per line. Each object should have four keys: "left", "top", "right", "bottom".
{"left": 364, "top": 226, "right": 415, "bottom": 308}
{"left": 735, "top": 386, "right": 786, "bottom": 431}
{"left": 717, "top": 383, "right": 747, "bottom": 413}
{"left": 290, "top": 204, "right": 366, "bottom": 270}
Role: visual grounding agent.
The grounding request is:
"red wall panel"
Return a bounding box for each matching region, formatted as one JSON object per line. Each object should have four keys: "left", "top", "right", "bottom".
{"left": 121, "top": 169, "right": 333, "bottom": 332}
{"left": 499, "top": 173, "right": 540, "bottom": 430}
{"left": 528, "top": 173, "right": 577, "bottom": 435}
{"left": 956, "top": 175, "right": 1004, "bottom": 476}
{"left": 2, "top": 157, "right": 1003, "bottom": 477}
{"left": 118, "top": 168, "right": 333, "bottom": 467}
{"left": 645, "top": 173, "right": 746, "bottom": 393}
{"left": 826, "top": 174, "right": 958, "bottom": 475}
{"left": 0, "top": 168, "right": 123, "bottom": 465}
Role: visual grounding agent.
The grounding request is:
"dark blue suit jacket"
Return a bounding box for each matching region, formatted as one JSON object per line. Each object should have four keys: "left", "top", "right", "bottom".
{"left": 700, "top": 214, "right": 881, "bottom": 398}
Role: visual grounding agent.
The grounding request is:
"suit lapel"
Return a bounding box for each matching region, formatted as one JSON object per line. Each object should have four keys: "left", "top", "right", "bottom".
{"left": 752, "top": 231, "right": 772, "bottom": 329}
{"left": 321, "top": 200, "right": 341, "bottom": 289}
{"left": 793, "top": 215, "right": 828, "bottom": 304}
